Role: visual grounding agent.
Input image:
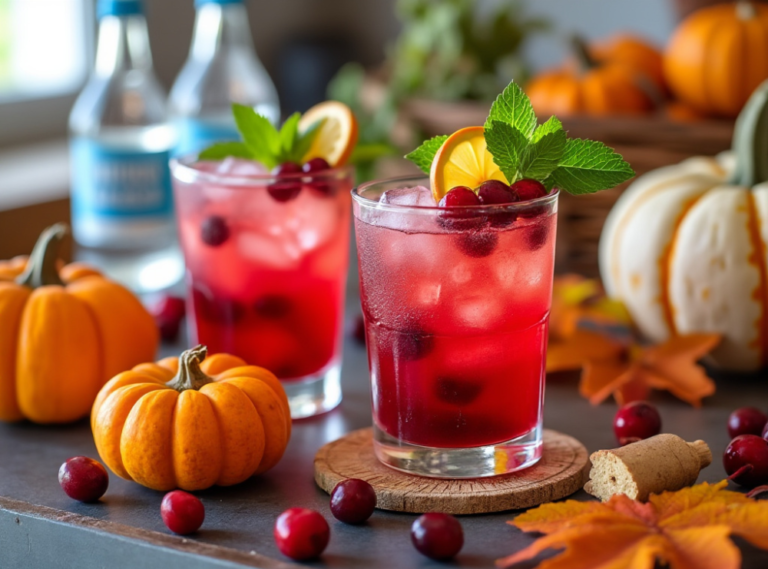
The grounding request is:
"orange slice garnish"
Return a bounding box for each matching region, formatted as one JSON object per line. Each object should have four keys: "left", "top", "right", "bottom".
{"left": 299, "top": 101, "right": 358, "bottom": 167}
{"left": 430, "top": 126, "right": 509, "bottom": 203}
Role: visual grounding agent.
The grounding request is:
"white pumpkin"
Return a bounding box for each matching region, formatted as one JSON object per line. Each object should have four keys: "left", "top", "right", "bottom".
{"left": 599, "top": 80, "right": 768, "bottom": 371}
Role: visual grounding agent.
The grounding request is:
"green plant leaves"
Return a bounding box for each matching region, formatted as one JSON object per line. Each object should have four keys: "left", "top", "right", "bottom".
{"left": 404, "top": 134, "right": 449, "bottom": 174}
{"left": 549, "top": 139, "right": 636, "bottom": 195}
{"left": 485, "top": 121, "right": 529, "bottom": 182}
{"left": 198, "top": 142, "right": 253, "bottom": 161}
{"left": 485, "top": 81, "right": 537, "bottom": 139}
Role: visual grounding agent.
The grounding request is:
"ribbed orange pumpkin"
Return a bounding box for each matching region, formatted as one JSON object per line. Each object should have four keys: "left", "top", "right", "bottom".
{"left": 0, "top": 224, "right": 158, "bottom": 424}
{"left": 664, "top": 2, "right": 768, "bottom": 117}
{"left": 91, "top": 345, "right": 292, "bottom": 491}
{"left": 526, "top": 38, "right": 657, "bottom": 117}
{"left": 590, "top": 34, "right": 668, "bottom": 98}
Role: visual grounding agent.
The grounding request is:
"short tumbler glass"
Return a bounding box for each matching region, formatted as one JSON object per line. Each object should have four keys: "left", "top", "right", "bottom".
{"left": 171, "top": 158, "right": 353, "bottom": 418}
{"left": 353, "top": 177, "right": 558, "bottom": 478}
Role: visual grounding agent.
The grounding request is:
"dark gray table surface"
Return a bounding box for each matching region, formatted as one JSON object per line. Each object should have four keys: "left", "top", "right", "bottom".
{"left": 1, "top": 327, "right": 768, "bottom": 568}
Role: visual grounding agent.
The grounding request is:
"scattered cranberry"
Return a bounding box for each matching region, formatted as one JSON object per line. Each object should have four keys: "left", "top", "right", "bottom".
{"left": 201, "top": 215, "right": 230, "bottom": 246}
{"left": 268, "top": 162, "right": 303, "bottom": 202}
{"left": 396, "top": 326, "right": 435, "bottom": 361}
{"left": 274, "top": 508, "right": 330, "bottom": 561}
{"left": 58, "top": 457, "right": 109, "bottom": 503}
{"left": 410, "top": 513, "right": 464, "bottom": 561}
{"left": 728, "top": 407, "right": 768, "bottom": 439}
{"left": 348, "top": 313, "right": 366, "bottom": 346}
{"left": 456, "top": 230, "right": 499, "bottom": 257}
{"left": 161, "top": 490, "right": 205, "bottom": 535}
{"left": 435, "top": 377, "right": 482, "bottom": 406}
{"left": 438, "top": 186, "right": 484, "bottom": 231}
{"left": 302, "top": 157, "right": 330, "bottom": 173}
{"left": 330, "top": 479, "right": 377, "bottom": 524}
{"left": 724, "top": 435, "right": 768, "bottom": 488}
{"left": 511, "top": 179, "right": 547, "bottom": 201}
{"left": 613, "top": 401, "right": 662, "bottom": 446}
{"left": 151, "top": 295, "right": 186, "bottom": 342}
{"left": 254, "top": 295, "right": 291, "bottom": 319}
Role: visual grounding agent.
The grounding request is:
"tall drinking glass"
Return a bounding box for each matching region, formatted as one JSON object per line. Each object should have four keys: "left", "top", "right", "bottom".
{"left": 171, "top": 158, "right": 352, "bottom": 418}
{"left": 353, "top": 177, "right": 558, "bottom": 477}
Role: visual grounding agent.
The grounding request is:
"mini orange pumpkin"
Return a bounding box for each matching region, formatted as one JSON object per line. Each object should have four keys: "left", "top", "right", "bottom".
{"left": 91, "top": 345, "right": 292, "bottom": 491}
{"left": 590, "top": 34, "right": 668, "bottom": 98}
{"left": 664, "top": 2, "right": 768, "bottom": 117}
{"left": 526, "top": 37, "right": 657, "bottom": 117}
{"left": 0, "top": 224, "right": 158, "bottom": 424}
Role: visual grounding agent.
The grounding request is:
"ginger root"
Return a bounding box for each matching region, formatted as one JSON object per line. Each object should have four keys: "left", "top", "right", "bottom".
{"left": 584, "top": 434, "right": 712, "bottom": 502}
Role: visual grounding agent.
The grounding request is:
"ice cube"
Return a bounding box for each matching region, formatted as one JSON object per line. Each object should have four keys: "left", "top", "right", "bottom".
{"left": 238, "top": 231, "right": 301, "bottom": 270}
{"left": 454, "top": 294, "right": 505, "bottom": 330}
{"left": 380, "top": 186, "right": 436, "bottom": 207}
{"left": 287, "top": 190, "right": 341, "bottom": 251}
{"left": 217, "top": 157, "right": 268, "bottom": 177}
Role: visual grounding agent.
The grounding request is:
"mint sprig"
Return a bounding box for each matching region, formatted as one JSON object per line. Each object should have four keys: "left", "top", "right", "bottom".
{"left": 404, "top": 81, "right": 635, "bottom": 195}
{"left": 198, "top": 103, "right": 323, "bottom": 168}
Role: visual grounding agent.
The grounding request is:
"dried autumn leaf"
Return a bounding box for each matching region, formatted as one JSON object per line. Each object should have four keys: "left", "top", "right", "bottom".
{"left": 498, "top": 481, "right": 768, "bottom": 569}
{"left": 579, "top": 334, "right": 720, "bottom": 407}
{"left": 546, "top": 329, "right": 625, "bottom": 373}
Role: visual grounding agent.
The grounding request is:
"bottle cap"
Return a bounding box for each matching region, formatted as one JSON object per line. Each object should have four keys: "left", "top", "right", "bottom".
{"left": 97, "top": 0, "right": 143, "bottom": 18}
{"left": 195, "top": 0, "right": 243, "bottom": 6}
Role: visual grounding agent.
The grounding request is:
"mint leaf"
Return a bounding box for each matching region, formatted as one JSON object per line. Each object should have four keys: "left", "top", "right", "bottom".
{"left": 405, "top": 135, "right": 449, "bottom": 174}
{"left": 198, "top": 142, "right": 253, "bottom": 161}
{"left": 532, "top": 116, "right": 563, "bottom": 143}
{"left": 549, "top": 139, "right": 635, "bottom": 195}
{"left": 293, "top": 118, "right": 325, "bottom": 163}
{"left": 278, "top": 112, "right": 301, "bottom": 159}
{"left": 232, "top": 103, "right": 280, "bottom": 169}
{"left": 520, "top": 128, "right": 567, "bottom": 180}
{"left": 485, "top": 82, "right": 537, "bottom": 139}
{"left": 484, "top": 121, "right": 529, "bottom": 183}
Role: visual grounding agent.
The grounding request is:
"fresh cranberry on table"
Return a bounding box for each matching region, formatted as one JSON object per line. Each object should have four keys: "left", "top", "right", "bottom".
{"left": 724, "top": 434, "right": 768, "bottom": 488}
{"left": 274, "top": 508, "right": 330, "bottom": 561}
{"left": 151, "top": 295, "right": 186, "bottom": 342}
{"left": 510, "top": 178, "right": 548, "bottom": 202}
{"left": 727, "top": 407, "right": 768, "bottom": 439}
{"left": 410, "top": 512, "right": 464, "bottom": 561}
{"left": 58, "top": 456, "right": 109, "bottom": 503}
{"left": 302, "top": 157, "right": 331, "bottom": 173}
{"left": 200, "top": 215, "right": 230, "bottom": 246}
{"left": 161, "top": 490, "right": 205, "bottom": 535}
{"left": 613, "top": 401, "right": 662, "bottom": 446}
{"left": 268, "top": 162, "right": 303, "bottom": 202}
{"left": 330, "top": 478, "right": 377, "bottom": 524}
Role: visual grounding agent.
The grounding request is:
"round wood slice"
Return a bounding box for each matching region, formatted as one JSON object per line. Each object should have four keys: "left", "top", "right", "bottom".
{"left": 314, "top": 428, "right": 590, "bottom": 515}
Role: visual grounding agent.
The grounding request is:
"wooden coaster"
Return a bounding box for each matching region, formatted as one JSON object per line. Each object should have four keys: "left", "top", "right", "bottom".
{"left": 314, "top": 427, "right": 590, "bottom": 515}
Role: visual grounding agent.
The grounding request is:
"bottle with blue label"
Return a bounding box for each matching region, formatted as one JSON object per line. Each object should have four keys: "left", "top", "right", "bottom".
{"left": 169, "top": 0, "right": 280, "bottom": 157}
{"left": 69, "top": 0, "right": 183, "bottom": 292}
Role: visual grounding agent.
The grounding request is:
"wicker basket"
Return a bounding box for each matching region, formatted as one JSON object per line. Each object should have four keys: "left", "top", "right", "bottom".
{"left": 402, "top": 98, "right": 734, "bottom": 277}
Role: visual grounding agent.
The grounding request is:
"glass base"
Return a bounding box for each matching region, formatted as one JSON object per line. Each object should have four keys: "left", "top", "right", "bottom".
{"left": 283, "top": 363, "right": 342, "bottom": 419}
{"left": 373, "top": 423, "right": 542, "bottom": 478}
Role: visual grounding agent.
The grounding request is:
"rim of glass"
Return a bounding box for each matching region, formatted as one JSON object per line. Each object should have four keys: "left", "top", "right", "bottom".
{"left": 353, "top": 175, "right": 559, "bottom": 213}
{"left": 170, "top": 155, "right": 354, "bottom": 186}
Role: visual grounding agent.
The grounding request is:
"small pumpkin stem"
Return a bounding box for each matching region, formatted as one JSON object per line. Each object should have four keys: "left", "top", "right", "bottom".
{"left": 16, "top": 223, "right": 67, "bottom": 289}
{"left": 730, "top": 79, "right": 768, "bottom": 187}
{"left": 736, "top": 2, "right": 756, "bottom": 20}
{"left": 571, "top": 35, "right": 597, "bottom": 72}
{"left": 166, "top": 345, "right": 214, "bottom": 392}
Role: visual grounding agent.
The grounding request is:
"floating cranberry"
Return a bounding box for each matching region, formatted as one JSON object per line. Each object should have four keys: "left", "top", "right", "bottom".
{"left": 160, "top": 491, "right": 205, "bottom": 535}
{"left": 347, "top": 313, "right": 366, "bottom": 346}
{"left": 254, "top": 295, "right": 291, "bottom": 319}
{"left": 274, "top": 508, "right": 330, "bottom": 561}
{"left": 511, "top": 178, "right": 547, "bottom": 201}
{"left": 303, "top": 157, "right": 331, "bottom": 173}
{"left": 58, "top": 456, "right": 109, "bottom": 503}
{"left": 438, "top": 186, "right": 484, "bottom": 231}
{"left": 396, "top": 326, "right": 435, "bottom": 361}
{"left": 435, "top": 377, "right": 482, "bottom": 406}
{"left": 192, "top": 289, "right": 246, "bottom": 324}
{"left": 200, "top": 215, "right": 230, "bottom": 246}
{"left": 410, "top": 513, "right": 464, "bottom": 561}
{"left": 724, "top": 435, "right": 768, "bottom": 488}
{"left": 728, "top": 407, "right": 768, "bottom": 439}
{"left": 477, "top": 180, "right": 518, "bottom": 227}
{"left": 613, "top": 401, "right": 662, "bottom": 445}
{"left": 151, "top": 295, "right": 186, "bottom": 342}
{"left": 330, "top": 479, "right": 377, "bottom": 524}
{"left": 524, "top": 223, "right": 550, "bottom": 251}
{"left": 268, "top": 162, "right": 303, "bottom": 202}
{"left": 456, "top": 230, "right": 499, "bottom": 257}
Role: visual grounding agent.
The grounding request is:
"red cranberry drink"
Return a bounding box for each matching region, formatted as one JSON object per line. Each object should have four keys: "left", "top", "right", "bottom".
{"left": 171, "top": 101, "right": 358, "bottom": 418}
{"left": 354, "top": 82, "right": 634, "bottom": 477}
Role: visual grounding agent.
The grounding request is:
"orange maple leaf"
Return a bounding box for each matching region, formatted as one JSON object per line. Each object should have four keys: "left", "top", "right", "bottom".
{"left": 579, "top": 334, "right": 720, "bottom": 407}
{"left": 497, "top": 481, "right": 768, "bottom": 569}
{"left": 546, "top": 329, "right": 626, "bottom": 373}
